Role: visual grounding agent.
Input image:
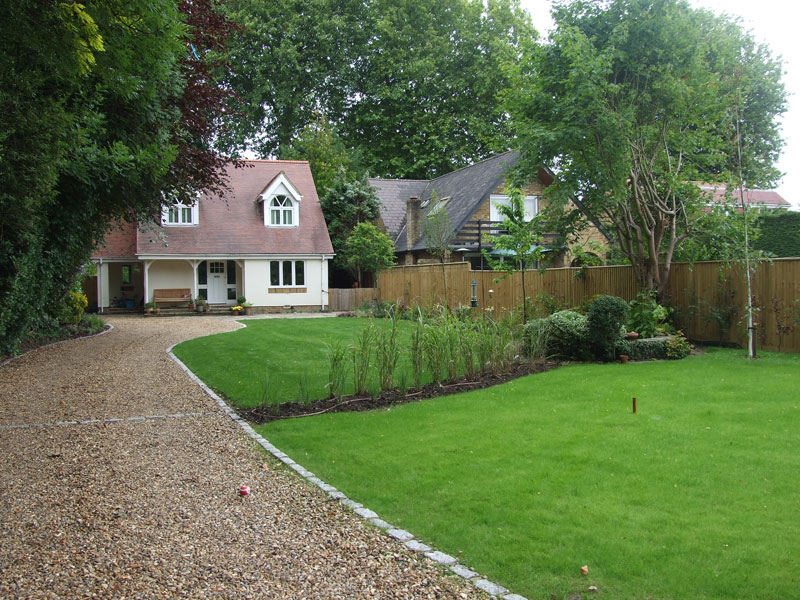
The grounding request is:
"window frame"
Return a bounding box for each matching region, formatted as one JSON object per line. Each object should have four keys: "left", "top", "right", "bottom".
{"left": 162, "top": 201, "right": 198, "bottom": 226}
{"left": 269, "top": 195, "right": 295, "bottom": 227}
{"left": 269, "top": 260, "right": 305, "bottom": 287}
{"left": 489, "top": 194, "right": 539, "bottom": 222}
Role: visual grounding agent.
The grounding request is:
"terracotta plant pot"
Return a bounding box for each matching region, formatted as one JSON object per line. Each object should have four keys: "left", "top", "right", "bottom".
{"left": 619, "top": 354, "right": 629, "bottom": 363}
{"left": 625, "top": 332, "right": 640, "bottom": 340}
{"left": 244, "top": 307, "right": 253, "bottom": 315}
{"left": 232, "top": 310, "right": 241, "bottom": 316}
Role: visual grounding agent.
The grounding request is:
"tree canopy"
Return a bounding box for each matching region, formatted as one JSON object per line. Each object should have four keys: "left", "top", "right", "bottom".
{"left": 505, "top": 0, "right": 786, "bottom": 297}
{"left": 220, "top": 0, "right": 534, "bottom": 178}
{"left": 343, "top": 222, "right": 397, "bottom": 286}
{"left": 0, "top": 0, "right": 235, "bottom": 353}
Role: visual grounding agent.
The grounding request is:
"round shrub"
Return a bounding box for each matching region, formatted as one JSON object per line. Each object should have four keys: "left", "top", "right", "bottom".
{"left": 544, "top": 310, "right": 591, "bottom": 361}
{"left": 587, "top": 295, "right": 629, "bottom": 361}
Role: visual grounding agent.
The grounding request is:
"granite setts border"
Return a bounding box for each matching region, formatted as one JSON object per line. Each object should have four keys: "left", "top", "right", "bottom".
{"left": 168, "top": 341, "right": 529, "bottom": 600}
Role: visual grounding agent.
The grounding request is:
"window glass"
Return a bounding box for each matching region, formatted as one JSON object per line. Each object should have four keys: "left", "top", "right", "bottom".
{"left": 227, "top": 260, "right": 236, "bottom": 285}
{"left": 181, "top": 207, "right": 192, "bottom": 223}
{"left": 268, "top": 195, "right": 294, "bottom": 226}
{"left": 227, "top": 288, "right": 237, "bottom": 300}
{"left": 283, "top": 261, "right": 292, "bottom": 286}
{"left": 295, "top": 261, "right": 305, "bottom": 285}
{"left": 270, "top": 261, "right": 280, "bottom": 286}
{"left": 210, "top": 261, "right": 224, "bottom": 274}
{"left": 121, "top": 265, "right": 131, "bottom": 285}
{"left": 168, "top": 207, "right": 179, "bottom": 223}
{"left": 198, "top": 261, "right": 207, "bottom": 285}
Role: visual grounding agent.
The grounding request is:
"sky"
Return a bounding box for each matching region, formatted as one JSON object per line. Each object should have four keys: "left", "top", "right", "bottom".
{"left": 519, "top": 0, "right": 799, "bottom": 209}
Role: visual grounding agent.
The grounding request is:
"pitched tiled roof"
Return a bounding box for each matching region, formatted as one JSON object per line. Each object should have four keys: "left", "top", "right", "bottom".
{"left": 368, "top": 178, "right": 428, "bottom": 242}
{"left": 373, "top": 152, "right": 521, "bottom": 252}
{"left": 136, "top": 160, "right": 333, "bottom": 256}
{"left": 699, "top": 184, "right": 790, "bottom": 209}
{"left": 93, "top": 221, "right": 139, "bottom": 259}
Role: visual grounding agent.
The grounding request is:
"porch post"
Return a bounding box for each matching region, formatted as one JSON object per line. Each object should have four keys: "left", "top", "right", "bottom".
{"left": 191, "top": 260, "right": 198, "bottom": 302}
{"left": 143, "top": 260, "right": 151, "bottom": 304}
{"left": 97, "top": 259, "right": 103, "bottom": 314}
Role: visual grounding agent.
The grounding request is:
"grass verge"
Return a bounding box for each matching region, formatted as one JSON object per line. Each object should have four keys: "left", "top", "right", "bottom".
{"left": 258, "top": 348, "right": 800, "bottom": 600}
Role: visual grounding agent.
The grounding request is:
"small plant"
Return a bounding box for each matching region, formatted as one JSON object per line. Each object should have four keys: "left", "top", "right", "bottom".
{"left": 325, "top": 340, "right": 349, "bottom": 399}
{"left": 352, "top": 322, "right": 375, "bottom": 395}
{"left": 627, "top": 291, "right": 673, "bottom": 338}
{"left": 258, "top": 369, "right": 278, "bottom": 408}
{"left": 409, "top": 317, "right": 425, "bottom": 387}
{"left": 587, "top": 295, "right": 629, "bottom": 361}
{"left": 237, "top": 295, "right": 247, "bottom": 305}
{"left": 771, "top": 296, "right": 795, "bottom": 352}
{"left": 231, "top": 305, "right": 244, "bottom": 312}
{"left": 145, "top": 301, "right": 155, "bottom": 312}
{"left": 375, "top": 317, "right": 400, "bottom": 391}
{"left": 533, "top": 292, "right": 566, "bottom": 318}
{"left": 296, "top": 372, "right": 311, "bottom": 404}
{"left": 59, "top": 290, "right": 88, "bottom": 325}
{"left": 522, "top": 318, "right": 551, "bottom": 364}
{"left": 194, "top": 296, "right": 205, "bottom": 306}
{"left": 421, "top": 324, "right": 446, "bottom": 384}
{"left": 665, "top": 335, "right": 692, "bottom": 359}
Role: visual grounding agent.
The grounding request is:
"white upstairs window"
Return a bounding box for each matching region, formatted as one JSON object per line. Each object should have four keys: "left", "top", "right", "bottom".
{"left": 260, "top": 172, "right": 302, "bottom": 228}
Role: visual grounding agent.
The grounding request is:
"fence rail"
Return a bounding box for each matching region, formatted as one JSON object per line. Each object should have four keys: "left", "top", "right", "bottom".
{"left": 377, "top": 259, "right": 800, "bottom": 353}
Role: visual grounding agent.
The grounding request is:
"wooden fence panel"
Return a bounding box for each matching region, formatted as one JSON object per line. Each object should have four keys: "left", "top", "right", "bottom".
{"left": 328, "top": 288, "right": 377, "bottom": 312}
{"left": 379, "top": 258, "right": 800, "bottom": 352}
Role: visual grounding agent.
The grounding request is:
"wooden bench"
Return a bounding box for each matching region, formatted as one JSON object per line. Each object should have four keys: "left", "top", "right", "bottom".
{"left": 153, "top": 288, "right": 192, "bottom": 307}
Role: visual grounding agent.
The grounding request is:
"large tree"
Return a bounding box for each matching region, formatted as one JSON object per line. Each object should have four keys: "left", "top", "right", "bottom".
{"left": 505, "top": 0, "right": 786, "bottom": 298}
{"left": 0, "top": 0, "right": 236, "bottom": 353}
{"left": 220, "top": 0, "right": 534, "bottom": 178}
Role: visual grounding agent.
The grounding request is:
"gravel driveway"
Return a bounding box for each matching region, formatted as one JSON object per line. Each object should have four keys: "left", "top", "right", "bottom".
{"left": 0, "top": 316, "right": 486, "bottom": 599}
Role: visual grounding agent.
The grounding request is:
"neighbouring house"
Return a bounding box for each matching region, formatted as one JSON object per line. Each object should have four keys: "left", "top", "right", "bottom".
{"left": 370, "top": 151, "right": 608, "bottom": 269}
{"left": 700, "top": 184, "right": 791, "bottom": 211}
{"left": 88, "top": 160, "right": 334, "bottom": 312}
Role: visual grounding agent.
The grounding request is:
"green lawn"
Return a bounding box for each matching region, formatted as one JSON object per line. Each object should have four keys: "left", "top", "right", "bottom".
{"left": 256, "top": 348, "right": 800, "bottom": 600}
{"left": 173, "top": 317, "right": 419, "bottom": 406}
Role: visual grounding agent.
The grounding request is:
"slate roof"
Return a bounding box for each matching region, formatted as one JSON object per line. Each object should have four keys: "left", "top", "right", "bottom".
{"left": 369, "top": 178, "right": 428, "bottom": 242}
{"left": 94, "top": 160, "right": 333, "bottom": 259}
{"left": 370, "top": 151, "right": 521, "bottom": 252}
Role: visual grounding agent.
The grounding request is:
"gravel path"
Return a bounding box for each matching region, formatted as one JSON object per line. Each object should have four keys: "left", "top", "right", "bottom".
{"left": 0, "top": 316, "right": 486, "bottom": 599}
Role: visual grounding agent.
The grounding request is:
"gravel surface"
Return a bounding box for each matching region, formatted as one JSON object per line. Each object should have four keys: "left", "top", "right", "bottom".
{"left": 0, "top": 316, "right": 487, "bottom": 599}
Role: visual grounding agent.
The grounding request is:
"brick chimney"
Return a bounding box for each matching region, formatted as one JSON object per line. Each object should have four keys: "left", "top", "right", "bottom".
{"left": 406, "top": 196, "right": 422, "bottom": 249}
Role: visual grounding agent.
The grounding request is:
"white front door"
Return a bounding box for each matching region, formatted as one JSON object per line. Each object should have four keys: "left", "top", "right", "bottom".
{"left": 207, "top": 261, "right": 227, "bottom": 304}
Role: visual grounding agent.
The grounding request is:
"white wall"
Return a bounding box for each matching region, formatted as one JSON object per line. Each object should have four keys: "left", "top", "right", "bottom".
{"left": 147, "top": 261, "right": 194, "bottom": 303}
{"left": 244, "top": 258, "right": 328, "bottom": 308}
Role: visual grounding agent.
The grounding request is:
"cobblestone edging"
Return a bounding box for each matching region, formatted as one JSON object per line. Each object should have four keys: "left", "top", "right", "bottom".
{"left": 167, "top": 344, "right": 529, "bottom": 600}
{"left": 0, "top": 323, "right": 115, "bottom": 368}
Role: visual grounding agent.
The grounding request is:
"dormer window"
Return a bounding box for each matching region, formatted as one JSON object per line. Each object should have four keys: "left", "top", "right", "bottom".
{"left": 259, "top": 171, "right": 302, "bottom": 228}
{"left": 270, "top": 195, "right": 295, "bottom": 226}
{"left": 162, "top": 202, "right": 198, "bottom": 226}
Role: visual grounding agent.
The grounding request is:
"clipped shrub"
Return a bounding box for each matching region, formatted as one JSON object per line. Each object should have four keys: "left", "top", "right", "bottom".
{"left": 615, "top": 338, "right": 667, "bottom": 361}
{"left": 544, "top": 310, "right": 591, "bottom": 361}
{"left": 587, "top": 295, "right": 629, "bottom": 361}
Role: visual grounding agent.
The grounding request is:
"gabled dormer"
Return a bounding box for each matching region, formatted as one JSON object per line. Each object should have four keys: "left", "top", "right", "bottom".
{"left": 258, "top": 171, "right": 303, "bottom": 228}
